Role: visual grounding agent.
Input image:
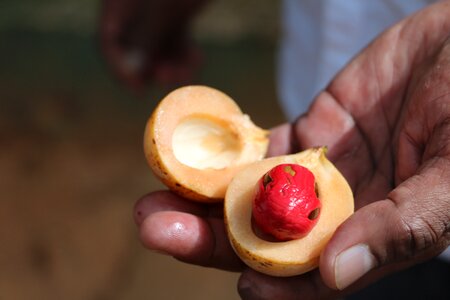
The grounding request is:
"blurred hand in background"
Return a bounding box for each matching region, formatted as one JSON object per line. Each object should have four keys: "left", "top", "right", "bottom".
{"left": 99, "top": 0, "right": 208, "bottom": 93}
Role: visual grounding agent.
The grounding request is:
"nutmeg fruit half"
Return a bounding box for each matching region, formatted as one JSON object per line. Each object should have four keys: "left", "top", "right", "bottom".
{"left": 224, "top": 147, "right": 354, "bottom": 277}
{"left": 144, "top": 85, "right": 269, "bottom": 202}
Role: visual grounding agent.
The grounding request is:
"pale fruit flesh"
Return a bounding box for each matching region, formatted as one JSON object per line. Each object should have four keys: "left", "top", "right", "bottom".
{"left": 144, "top": 85, "right": 269, "bottom": 202}
{"left": 224, "top": 147, "right": 354, "bottom": 277}
{"left": 172, "top": 117, "right": 241, "bottom": 170}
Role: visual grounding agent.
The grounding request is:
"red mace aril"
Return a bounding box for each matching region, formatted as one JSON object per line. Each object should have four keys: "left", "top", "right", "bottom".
{"left": 252, "top": 163, "right": 321, "bottom": 241}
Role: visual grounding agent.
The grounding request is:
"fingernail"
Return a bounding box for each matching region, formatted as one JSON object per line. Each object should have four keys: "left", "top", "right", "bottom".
{"left": 335, "top": 244, "right": 376, "bottom": 290}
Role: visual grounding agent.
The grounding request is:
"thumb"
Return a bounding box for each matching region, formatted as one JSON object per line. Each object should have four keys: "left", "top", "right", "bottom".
{"left": 319, "top": 162, "right": 450, "bottom": 291}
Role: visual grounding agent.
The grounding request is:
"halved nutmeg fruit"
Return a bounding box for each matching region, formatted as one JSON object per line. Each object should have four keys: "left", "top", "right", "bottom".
{"left": 224, "top": 147, "right": 354, "bottom": 277}
{"left": 144, "top": 86, "right": 354, "bottom": 277}
{"left": 144, "top": 85, "right": 269, "bottom": 202}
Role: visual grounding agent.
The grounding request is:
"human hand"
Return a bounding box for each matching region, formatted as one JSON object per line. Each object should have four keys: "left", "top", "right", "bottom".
{"left": 99, "top": 0, "right": 207, "bottom": 93}
{"left": 135, "top": 2, "right": 450, "bottom": 299}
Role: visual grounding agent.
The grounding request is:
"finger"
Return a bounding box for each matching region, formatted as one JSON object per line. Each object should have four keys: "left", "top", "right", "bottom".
{"left": 238, "top": 269, "right": 341, "bottom": 300}
{"left": 267, "top": 123, "right": 299, "bottom": 157}
{"left": 136, "top": 191, "right": 244, "bottom": 271}
{"left": 319, "top": 159, "right": 450, "bottom": 291}
{"left": 236, "top": 258, "right": 404, "bottom": 299}
{"left": 140, "top": 211, "right": 208, "bottom": 262}
{"left": 140, "top": 211, "right": 244, "bottom": 271}
{"left": 134, "top": 190, "right": 206, "bottom": 225}
{"left": 294, "top": 91, "right": 373, "bottom": 194}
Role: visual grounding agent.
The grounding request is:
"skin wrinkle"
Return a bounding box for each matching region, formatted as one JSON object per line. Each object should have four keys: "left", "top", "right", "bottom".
{"left": 390, "top": 157, "right": 450, "bottom": 264}
{"left": 396, "top": 68, "right": 431, "bottom": 175}
{"left": 331, "top": 51, "right": 399, "bottom": 188}
{"left": 423, "top": 87, "right": 450, "bottom": 128}
{"left": 331, "top": 92, "right": 376, "bottom": 164}
{"left": 361, "top": 27, "right": 415, "bottom": 191}
{"left": 374, "top": 37, "right": 409, "bottom": 190}
{"left": 370, "top": 80, "right": 397, "bottom": 194}
{"left": 423, "top": 119, "right": 450, "bottom": 165}
{"left": 383, "top": 196, "right": 418, "bottom": 263}
{"left": 388, "top": 13, "right": 446, "bottom": 178}
{"left": 426, "top": 100, "right": 450, "bottom": 157}
{"left": 409, "top": 215, "right": 444, "bottom": 259}
{"left": 322, "top": 88, "right": 379, "bottom": 194}
{"left": 421, "top": 212, "right": 442, "bottom": 250}
{"left": 351, "top": 59, "right": 386, "bottom": 157}
{"left": 378, "top": 201, "right": 400, "bottom": 264}
{"left": 398, "top": 130, "right": 423, "bottom": 182}
{"left": 409, "top": 192, "right": 441, "bottom": 253}
{"left": 420, "top": 157, "right": 450, "bottom": 244}
{"left": 393, "top": 80, "right": 425, "bottom": 181}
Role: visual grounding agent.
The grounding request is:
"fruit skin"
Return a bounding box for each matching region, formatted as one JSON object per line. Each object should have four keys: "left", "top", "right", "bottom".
{"left": 144, "top": 85, "right": 269, "bottom": 202}
{"left": 224, "top": 147, "right": 354, "bottom": 277}
{"left": 253, "top": 164, "right": 321, "bottom": 241}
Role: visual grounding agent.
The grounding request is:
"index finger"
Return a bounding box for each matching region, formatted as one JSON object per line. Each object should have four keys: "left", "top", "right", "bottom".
{"left": 135, "top": 191, "right": 244, "bottom": 272}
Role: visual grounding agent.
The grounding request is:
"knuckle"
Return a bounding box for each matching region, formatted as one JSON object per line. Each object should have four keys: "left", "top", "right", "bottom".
{"left": 392, "top": 209, "right": 445, "bottom": 261}
{"left": 387, "top": 179, "right": 450, "bottom": 263}
{"left": 374, "top": 210, "right": 414, "bottom": 263}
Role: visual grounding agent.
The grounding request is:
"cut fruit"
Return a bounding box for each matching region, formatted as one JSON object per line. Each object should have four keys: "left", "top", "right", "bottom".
{"left": 224, "top": 147, "right": 354, "bottom": 277}
{"left": 144, "top": 85, "right": 269, "bottom": 202}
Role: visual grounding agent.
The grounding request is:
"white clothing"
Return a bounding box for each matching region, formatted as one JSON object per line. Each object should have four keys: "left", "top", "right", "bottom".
{"left": 278, "top": 0, "right": 434, "bottom": 120}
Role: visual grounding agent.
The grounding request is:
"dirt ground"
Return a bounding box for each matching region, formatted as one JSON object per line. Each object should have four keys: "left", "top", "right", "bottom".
{"left": 0, "top": 27, "right": 285, "bottom": 299}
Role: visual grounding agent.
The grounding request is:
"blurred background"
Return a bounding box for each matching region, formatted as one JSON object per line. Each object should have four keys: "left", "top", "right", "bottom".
{"left": 0, "top": 0, "right": 285, "bottom": 299}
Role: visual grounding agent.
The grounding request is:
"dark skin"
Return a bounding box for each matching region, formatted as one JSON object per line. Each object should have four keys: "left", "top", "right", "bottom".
{"left": 101, "top": 1, "right": 450, "bottom": 299}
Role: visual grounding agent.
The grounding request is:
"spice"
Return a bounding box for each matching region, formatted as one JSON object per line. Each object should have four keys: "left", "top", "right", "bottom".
{"left": 253, "top": 164, "right": 321, "bottom": 241}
